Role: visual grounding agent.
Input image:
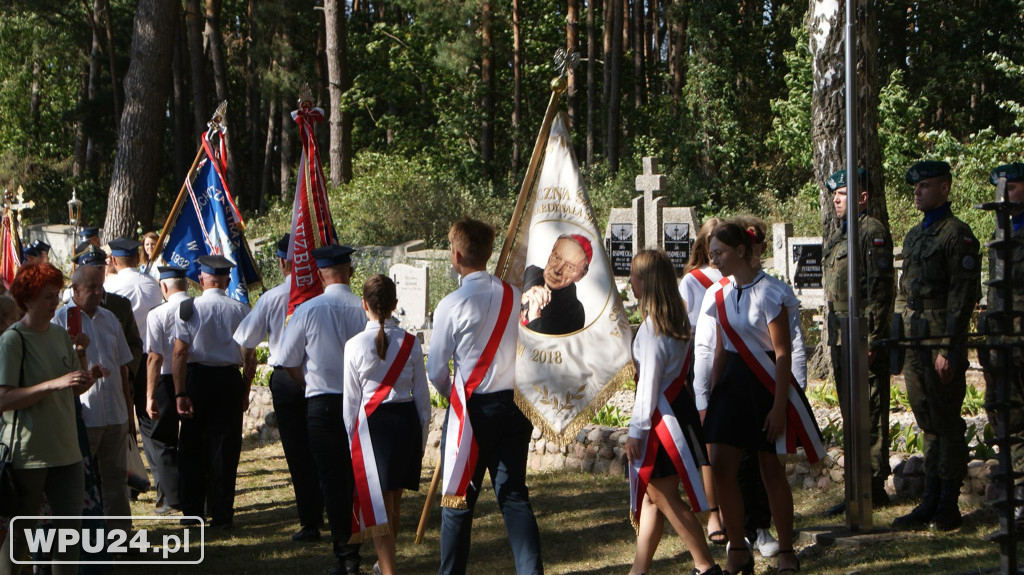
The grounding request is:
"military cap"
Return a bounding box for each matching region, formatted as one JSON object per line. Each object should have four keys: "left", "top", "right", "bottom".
{"left": 276, "top": 233, "right": 291, "bottom": 259}
{"left": 73, "top": 241, "right": 93, "bottom": 259}
{"left": 76, "top": 249, "right": 107, "bottom": 267}
{"left": 826, "top": 168, "right": 868, "bottom": 193}
{"left": 905, "top": 160, "right": 951, "bottom": 185}
{"left": 30, "top": 239, "right": 51, "bottom": 253}
{"left": 196, "top": 255, "right": 235, "bottom": 276}
{"left": 311, "top": 244, "right": 356, "bottom": 269}
{"left": 157, "top": 265, "right": 189, "bottom": 281}
{"left": 21, "top": 245, "right": 39, "bottom": 259}
{"left": 108, "top": 238, "right": 142, "bottom": 257}
{"left": 78, "top": 227, "right": 100, "bottom": 239}
{"left": 989, "top": 162, "right": 1024, "bottom": 185}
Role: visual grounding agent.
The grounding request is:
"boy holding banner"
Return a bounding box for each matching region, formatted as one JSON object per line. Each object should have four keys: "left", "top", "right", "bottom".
{"left": 427, "top": 218, "right": 544, "bottom": 575}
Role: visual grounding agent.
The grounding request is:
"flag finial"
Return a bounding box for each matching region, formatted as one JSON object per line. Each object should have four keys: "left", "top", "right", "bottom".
{"left": 209, "top": 101, "right": 228, "bottom": 132}
{"left": 299, "top": 83, "right": 314, "bottom": 109}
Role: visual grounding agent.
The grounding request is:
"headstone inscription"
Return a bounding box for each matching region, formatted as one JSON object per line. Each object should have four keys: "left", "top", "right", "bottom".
{"left": 389, "top": 263, "right": 430, "bottom": 329}
{"left": 791, "top": 239, "right": 824, "bottom": 289}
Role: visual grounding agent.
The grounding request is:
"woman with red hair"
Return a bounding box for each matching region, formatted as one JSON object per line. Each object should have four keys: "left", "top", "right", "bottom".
{"left": 0, "top": 263, "right": 101, "bottom": 574}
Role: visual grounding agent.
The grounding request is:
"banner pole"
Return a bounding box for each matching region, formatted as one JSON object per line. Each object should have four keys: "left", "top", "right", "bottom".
{"left": 494, "top": 77, "right": 567, "bottom": 280}
{"left": 146, "top": 103, "right": 227, "bottom": 274}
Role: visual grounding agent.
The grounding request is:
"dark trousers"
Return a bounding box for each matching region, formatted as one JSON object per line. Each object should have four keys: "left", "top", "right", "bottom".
{"left": 307, "top": 393, "right": 361, "bottom": 569}
{"left": 439, "top": 390, "right": 543, "bottom": 575}
{"left": 830, "top": 337, "right": 893, "bottom": 479}
{"left": 270, "top": 367, "right": 324, "bottom": 529}
{"left": 738, "top": 447, "right": 771, "bottom": 541}
{"left": 139, "top": 373, "right": 181, "bottom": 508}
{"left": 178, "top": 364, "right": 244, "bottom": 526}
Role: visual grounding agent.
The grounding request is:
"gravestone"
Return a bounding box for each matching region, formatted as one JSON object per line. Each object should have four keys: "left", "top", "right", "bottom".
{"left": 604, "top": 157, "right": 700, "bottom": 277}
{"left": 390, "top": 263, "right": 430, "bottom": 329}
{"left": 791, "top": 240, "right": 824, "bottom": 289}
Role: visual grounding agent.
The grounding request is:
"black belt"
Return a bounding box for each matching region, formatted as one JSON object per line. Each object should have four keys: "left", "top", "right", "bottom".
{"left": 905, "top": 297, "right": 946, "bottom": 311}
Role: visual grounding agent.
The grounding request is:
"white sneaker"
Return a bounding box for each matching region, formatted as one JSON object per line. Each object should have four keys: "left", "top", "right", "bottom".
{"left": 372, "top": 562, "right": 382, "bottom": 575}
{"left": 754, "top": 528, "right": 779, "bottom": 558}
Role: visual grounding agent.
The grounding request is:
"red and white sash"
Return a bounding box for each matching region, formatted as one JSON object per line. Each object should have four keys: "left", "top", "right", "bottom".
{"left": 714, "top": 281, "right": 825, "bottom": 463}
{"left": 628, "top": 341, "right": 708, "bottom": 529}
{"left": 689, "top": 268, "right": 715, "bottom": 289}
{"left": 350, "top": 332, "right": 416, "bottom": 537}
{"left": 441, "top": 281, "right": 515, "bottom": 509}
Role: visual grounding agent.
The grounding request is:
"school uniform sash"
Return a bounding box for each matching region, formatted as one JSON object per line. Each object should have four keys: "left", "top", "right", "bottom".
{"left": 350, "top": 332, "right": 417, "bottom": 538}
{"left": 714, "top": 281, "right": 825, "bottom": 463}
{"left": 628, "top": 342, "right": 708, "bottom": 530}
{"left": 689, "top": 268, "right": 715, "bottom": 289}
{"left": 441, "top": 281, "right": 515, "bottom": 509}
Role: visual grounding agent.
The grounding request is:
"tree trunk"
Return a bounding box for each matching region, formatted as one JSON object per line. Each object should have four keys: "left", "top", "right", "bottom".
{"left": 632, "top": 0, "right": 645, "bottom": 108}
{"left": 172, "top": 11, "right": 190, "bottom": 190}
{"left": 670, "top": 0, "right": 687, "bottom": 104}
{"left": 246, "top": 0, "right": 262, "bottom": 213}
{"left": 100, "top": 0, "right": 122, "bottom": 130}
{"left": 203, "top": 0, "right": 240, "bottom": 205}
{"left": 586, "top": 0, "right": 596, "bottom": 166}
{"left": 566, "top": 0, "right": 579, "bottom": 133}
{"left": 260, "top": 94, "right": 278, "bottom": 214}
{"left": 480, "top": 1, "right": 495, "bottom": 175}
{"left": 512, "top": 0, "right": 523, "bottom": 174}
{"left": 73, "top": 56, "right": 89, "bottom": 178}
{"left": 185, "top": 0, "right": 208, "bottom": 140}
{"left": 86, "top": 0, "right": 103, "bottom": 173}
{"left": 104, "top": 0, "right": 177, "bottom": 238}
{"left": 606, "top": 0, "right": 623, "bottom": 172}
{"left": 810, "top": 0, "right": 887, "bottom": 240}
{"left": 29, "top": 60, "right": 41, "bottom": 146}
{"left": 603, "top": 0, "right": 612, "bottom": 141}
{"left": 280, "top": 96, "right": 293, "bottom": 202}
{"left": 324, "top": 0, "right": 346, "bottom": 186}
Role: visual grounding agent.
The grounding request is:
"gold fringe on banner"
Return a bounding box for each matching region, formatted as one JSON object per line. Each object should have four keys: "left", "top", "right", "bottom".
{"left": 348, "top": 522, "right": 391, "bottom": 544}
{"left": 513, "top": 361, "right": 636, "bottom": 446}
{"left": 440, "top": 494, "right": 468, "bottom": 510}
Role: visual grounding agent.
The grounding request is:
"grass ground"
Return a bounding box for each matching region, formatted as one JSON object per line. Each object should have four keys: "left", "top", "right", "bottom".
{"left": 120, "top": 438, "right": 1017, "bottom": 575}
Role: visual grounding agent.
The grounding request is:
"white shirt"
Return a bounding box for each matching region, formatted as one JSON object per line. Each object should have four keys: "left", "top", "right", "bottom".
{"left": 174, "top": 288, "right": 250, "bottom": 366}
{"left": 343, "top": 320, "right": 431, "bottom": 448}
{"left": 53, "top": 304, "right": 133, "bottom": 427}
{"left": 427, "top": 271, "right": 519, "bottom": 398}
{"left": 232, "top": 275, "right": 291, "bottom": 366}
{"left": 278, "top": 283, "right": 366, "bottom": 398}
{"left": 679, "top": 266, "right": 723, "bottom": 333}
{"left": 693, "top": 273, "right": 806, "bottom": 411}
{"left": 105, "top": 267, "right": 163, "bottom": 336}
{"left": 628, "top": 318, "right": 688, "bottom": 439}
{"left": 146, "top": 291, "right": 191, "bottom": 375}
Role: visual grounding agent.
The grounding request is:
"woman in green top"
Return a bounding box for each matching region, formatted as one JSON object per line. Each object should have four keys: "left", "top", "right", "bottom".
{"left": 0, "top": 263, "right": 101, "bottom": 574}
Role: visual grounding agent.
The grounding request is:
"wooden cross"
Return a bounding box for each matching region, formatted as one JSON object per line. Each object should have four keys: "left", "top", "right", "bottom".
{"left": 7, "top": 187, "right": 34, "bottom": 236}
{"left": 635, "top": 157, "right": 666, "bottom": 250}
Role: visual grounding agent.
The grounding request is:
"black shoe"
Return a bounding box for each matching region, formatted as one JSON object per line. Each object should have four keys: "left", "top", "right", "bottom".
{"left": 692, "top": 565, "right": 723, "bottom": 575}
{"left": 893, "top": 475, "right": 941, "bottom": 530}
{"left": 291, "top": 527, "right": 321, "bottom": 542}
{"left": 180, "top": 518, "right": 201, "bottom": 527}
{"left": 327, "top": 566, "right": 360, "bottom": 575}
{"left": 825, "top": 501, "right": 845, "bottom": 516}
{"left": 930, "top": 479, "right": 963, "bottom": 531}
{"left": 872, "top": 488, "right": 893, "bottom": 508}
{"left": 722, "top": 547, "right": 754, "bottom": 575}
{"left": 209, "top": 521, "right": 233, "bottom": 530}
{"left": 154, "top": 503, "right": 179, "bottom": 516}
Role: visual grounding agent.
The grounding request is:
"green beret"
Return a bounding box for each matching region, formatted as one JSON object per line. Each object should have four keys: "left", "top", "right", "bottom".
{"left": 990, "top": 162, "right": 1024, "bottom": 185}
{"left": 825, "top": 168, "right": 868, "bottom": 193}
{"left": 905, "top": 160, "right": 950, "bottom": 185}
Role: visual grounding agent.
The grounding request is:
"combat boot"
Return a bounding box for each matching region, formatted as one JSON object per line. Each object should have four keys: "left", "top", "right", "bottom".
{"left": 893, "top": 475, "right": 940, "bottom": 529}
{"left": 930, "top": 479, "right": 964, "bottom": 531}
{"left": 872, "top": 477, "right": 893, "bottom": 507}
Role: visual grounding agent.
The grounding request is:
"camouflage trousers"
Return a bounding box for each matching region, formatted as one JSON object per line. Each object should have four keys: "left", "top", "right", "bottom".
{"left": 984, "top": 366, "right": 1024, "bottom": 485}
{"left": 829, "top": 341, "right": 892, "bottom": 479}
{"left": 903, "top": 345, "right": 969, "bottom": 482}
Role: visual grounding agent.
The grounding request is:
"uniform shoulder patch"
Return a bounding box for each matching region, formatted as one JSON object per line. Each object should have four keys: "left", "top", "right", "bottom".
{"left": 873, "top": 238, "right": 885, "bottom": 246}
{"left": 962, "top": 255, "right": 977, "bottom": 270}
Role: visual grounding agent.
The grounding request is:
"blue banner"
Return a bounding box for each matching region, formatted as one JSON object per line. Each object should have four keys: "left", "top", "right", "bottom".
{"left": 162, "top": 157, "right": 261, "bottom": 304}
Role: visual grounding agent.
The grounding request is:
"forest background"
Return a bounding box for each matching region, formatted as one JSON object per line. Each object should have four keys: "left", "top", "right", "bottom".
{"left": 1, "top": 0, "right": 1023, "bottom": 258}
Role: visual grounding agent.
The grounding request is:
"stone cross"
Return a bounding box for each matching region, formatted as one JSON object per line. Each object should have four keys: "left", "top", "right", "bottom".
{"left": 5, "top": 187, "right": 33, "bottom": 237}
{"left": 635, "top": 157, "right": 667, "bottom": 250}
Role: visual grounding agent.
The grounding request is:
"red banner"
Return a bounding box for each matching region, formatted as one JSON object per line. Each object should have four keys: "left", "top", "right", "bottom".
{"left": 0, "top": 211, "right": 20, "bottom": 289}
{"left": 287, "top": 105, "right": 339, "bottom": 316}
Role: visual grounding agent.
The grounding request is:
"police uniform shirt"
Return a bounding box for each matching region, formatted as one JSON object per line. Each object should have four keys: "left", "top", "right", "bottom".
{"left": 342, "top": 320, "right": 431, "bottom": 446}
{"left": 278, "top": 283, "right": 366, "bottom": 398}
{"left": 173, "top": 288, "right": 250, "bottom": 367}
{"left": 679, "top": 266, "right": 723, "bottom": 333}
{"left": 146, "top": 291, "right": 192, "bottom": 375}
{"left": 232, "top": 275, "right": 291, "bottom": 366}
{"left": 105, "top": 267, "right": 163, "bottom": 336}
{"left": 53, "top": 304, "right": 133, "bottom": 427}
{"left": 629, "top": 317, "right": 689, "bottom": 439}
{"left": 427, "top": 271, "right": 520, "bottom": 398}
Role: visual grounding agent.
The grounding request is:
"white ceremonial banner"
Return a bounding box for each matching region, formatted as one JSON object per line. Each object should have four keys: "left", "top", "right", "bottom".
{"left": 504, "top": 113, "right": 634, "bottom": 442}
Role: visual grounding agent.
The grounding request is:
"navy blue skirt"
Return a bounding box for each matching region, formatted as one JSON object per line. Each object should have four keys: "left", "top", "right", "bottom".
{"left": 366, "top": 401, "right": 423, "bottom": 491}
{"left": 703, "top": 352, "right": 777, "bottom": 452}
{"left": 648, "top": 385, "right": 708, "bottom": 479}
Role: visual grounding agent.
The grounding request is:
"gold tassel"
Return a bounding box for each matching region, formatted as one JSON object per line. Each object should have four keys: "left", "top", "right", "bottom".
{"left": 349, "top": 522, "right": 392, "bottom": 544}
{"left": 441, "top": 494, "right": 468, "bottom": 510}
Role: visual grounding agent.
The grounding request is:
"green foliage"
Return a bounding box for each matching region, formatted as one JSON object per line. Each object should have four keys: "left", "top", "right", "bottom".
{"left": 807, "top": 381, "right": 839, "bottom": 409}
{"left": 254, "top": 345, "right": 270, "bottom": 365}
{"left": 821, "top": 417, "right": 843, "bottom": 448}
{"left": 590, "top": 404, "right": 630, "bottom": 428}
{"left": 962, "top": 384, "right": 986, "bottom": 417}
{"left": 968, "top": 422, "right": 997, "bottom": 461}
{"left": 430, "top": 391, "right": 449, "bottom": 409}
{"left": 252, "top": 366, "right": 272, "bottom": 388}
{"left": 890, "top": 385, "right": 912, "bottom": 411}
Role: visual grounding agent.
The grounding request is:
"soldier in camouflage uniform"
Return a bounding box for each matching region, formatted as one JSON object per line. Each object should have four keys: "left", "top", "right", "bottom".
{"left": 892, "top": 160, "right": 981, "bottom": 531}
{"left": 981, "top": 163, "right": 1024, "bottom": 521}
{"left": 822, "top": 168, "right": 895, "bottom": 514}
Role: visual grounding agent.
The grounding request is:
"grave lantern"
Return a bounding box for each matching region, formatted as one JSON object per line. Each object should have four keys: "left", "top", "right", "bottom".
{"left": 67, "top": 189, "right": 83, "bottom": 231}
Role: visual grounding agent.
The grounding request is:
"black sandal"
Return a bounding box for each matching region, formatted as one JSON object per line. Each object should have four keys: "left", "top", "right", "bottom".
{"left": 777, "top": 549, "right": 800, "bottom": 573}
{"left": 722, "top": 547, "right": 753, "bottom": 575}
{"left": 705, "top": 506, "right": 727, "bottom": 545}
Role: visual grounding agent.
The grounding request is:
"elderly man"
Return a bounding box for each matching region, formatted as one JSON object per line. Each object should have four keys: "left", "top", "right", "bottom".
{"left": 53, "top": 264, "right": 135, "bottom": 534}
{"left": 173, "top": 255, "right": 250, "bottom": 529}
{"left": 520, "top": 234, "right": 593, "bottom": 335}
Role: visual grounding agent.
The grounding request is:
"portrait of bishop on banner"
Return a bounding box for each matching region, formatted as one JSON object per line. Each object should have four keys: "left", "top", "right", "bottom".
{"left": 504, "top": 113, "right": 634, "bottom": 442}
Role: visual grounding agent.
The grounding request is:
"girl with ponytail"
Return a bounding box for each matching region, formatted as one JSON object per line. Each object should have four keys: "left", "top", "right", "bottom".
{"left": 343, "top": 274, "right": 430, "bottom": 574}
